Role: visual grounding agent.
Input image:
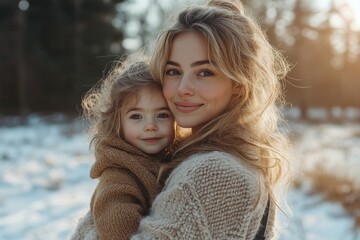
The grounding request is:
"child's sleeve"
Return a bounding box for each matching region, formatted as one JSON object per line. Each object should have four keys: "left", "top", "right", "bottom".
{"left": 92, "top": 168, "right": 147, "bottom": 240}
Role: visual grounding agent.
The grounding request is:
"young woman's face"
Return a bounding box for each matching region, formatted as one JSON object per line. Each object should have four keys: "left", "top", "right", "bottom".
{"left": 163, "top": 31, "right": 235, "bottom": 130}
{"left": 122, "top": 86, "right": 175, "bottom": 154}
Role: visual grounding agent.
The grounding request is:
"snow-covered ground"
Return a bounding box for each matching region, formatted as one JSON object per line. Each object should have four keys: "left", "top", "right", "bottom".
{"left": 0, "top": 111, "right": 359, "bottom": 240}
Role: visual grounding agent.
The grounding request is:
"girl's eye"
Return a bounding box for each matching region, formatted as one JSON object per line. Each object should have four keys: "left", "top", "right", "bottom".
{"left": 129, "top": 114, "right": 142, "bottom": 119}
{"left": 199, "top": 70, "right": 214, "bottom": 77}
{"left": 157, "top": 112, "right": 171, "bottom": 119}
{"left": 165, "top": 69, "right": 181, "bottom": 76}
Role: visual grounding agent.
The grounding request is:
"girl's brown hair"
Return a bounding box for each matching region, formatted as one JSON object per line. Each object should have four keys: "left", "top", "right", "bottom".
{"left": 82, "top": 54, "right": 163, "bottom": 151}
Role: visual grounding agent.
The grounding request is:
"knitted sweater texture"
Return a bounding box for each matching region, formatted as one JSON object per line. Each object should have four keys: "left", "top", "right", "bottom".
{"left": 131, "top": 151, "right": 275, "bottom": 240}
{"left": 70, "top": 151, "right": 276, "bottom": 240}
{"left": 72, "top": 136, "right": 162, "bottom": 240}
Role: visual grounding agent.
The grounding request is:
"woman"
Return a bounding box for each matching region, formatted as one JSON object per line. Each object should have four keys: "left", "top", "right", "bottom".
{"left": 71, "top": 0, "right": 291, "bottom": 239}
{"left": 131, "top": 0, "right": 291, "bottom": 239}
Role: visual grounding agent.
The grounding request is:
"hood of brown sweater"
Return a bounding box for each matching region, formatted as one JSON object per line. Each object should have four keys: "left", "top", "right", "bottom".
{"left": 90, "top": 136, "right": 162, "bottom": 199}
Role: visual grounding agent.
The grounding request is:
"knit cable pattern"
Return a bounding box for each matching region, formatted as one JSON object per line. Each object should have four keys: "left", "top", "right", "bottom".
{"left": 131, "top": 151, "right": 272, "bottom": 240}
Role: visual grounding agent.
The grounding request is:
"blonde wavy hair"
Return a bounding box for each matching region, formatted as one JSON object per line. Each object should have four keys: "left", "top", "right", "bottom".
{"left": 151, "top": 0, "right": 292, "bottom": 201}
{"left": 82, "top": 54, "right": 164, "bottom": 151}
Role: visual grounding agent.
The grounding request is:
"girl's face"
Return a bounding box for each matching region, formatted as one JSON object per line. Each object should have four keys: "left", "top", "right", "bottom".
{"left": 163, "top": 31, "right": 235, "bottom": 130}
{"left": 122, "top": 86, "right": 175, "bottom": 154}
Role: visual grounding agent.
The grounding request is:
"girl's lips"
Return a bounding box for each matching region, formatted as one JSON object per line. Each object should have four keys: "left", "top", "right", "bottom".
{"left": 143, "top": 138, "right": 161, "bottom": 143}
{"left": 174, "top": 102, "right": 202, "bottom": 113}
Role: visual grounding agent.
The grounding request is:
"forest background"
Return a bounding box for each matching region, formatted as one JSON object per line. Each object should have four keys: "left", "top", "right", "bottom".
{"left": 1, "top": 0, "right": 359, "bottom": 119}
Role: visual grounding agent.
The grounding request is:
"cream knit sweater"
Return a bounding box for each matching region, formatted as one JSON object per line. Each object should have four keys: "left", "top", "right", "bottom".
{"left": 131, "top": 151, "right": 275, "bottom": 240}
{"left": 70, "top": 151, "right": 276, "bottom": 240}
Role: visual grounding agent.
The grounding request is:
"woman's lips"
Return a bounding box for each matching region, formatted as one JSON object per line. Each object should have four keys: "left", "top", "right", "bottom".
{"left": 174, "top": 102, "right": 202, "bottom": 113}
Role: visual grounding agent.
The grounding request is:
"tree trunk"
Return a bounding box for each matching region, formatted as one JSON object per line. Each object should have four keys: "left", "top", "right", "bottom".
{"left": 16, "top": 9, "right": 28, "bottom": 120}
{"left": 74, "top": 0, "right": 83, "bottom": 95}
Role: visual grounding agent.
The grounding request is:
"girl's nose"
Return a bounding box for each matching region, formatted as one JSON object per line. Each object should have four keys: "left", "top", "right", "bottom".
{"left": 144, "top": 120, "right": 158, "bottom": 132}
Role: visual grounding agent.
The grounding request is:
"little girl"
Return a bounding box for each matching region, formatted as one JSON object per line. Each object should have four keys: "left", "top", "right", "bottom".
{"left": 71, "top": 55, "right": 176, "bottom": 240}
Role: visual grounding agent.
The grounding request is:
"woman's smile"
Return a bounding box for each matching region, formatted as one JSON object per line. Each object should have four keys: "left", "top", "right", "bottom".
{"left": 174, "top": 101, "right": 203, "bottom": 113}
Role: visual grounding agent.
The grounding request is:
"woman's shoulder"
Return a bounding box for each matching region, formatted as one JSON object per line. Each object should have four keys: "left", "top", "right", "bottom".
{"left": 178, "top": 151, "right": 256, "bottom": 173}
{"left": 164, "top": 151, "right": 266, "bottom": 216}
{"left": 167, "top": 151, "right": 261, "bottom": 189}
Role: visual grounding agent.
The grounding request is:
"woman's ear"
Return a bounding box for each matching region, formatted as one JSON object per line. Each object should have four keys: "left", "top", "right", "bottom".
{"left": 232, "top": 84, "right": 243, "bottom": 96}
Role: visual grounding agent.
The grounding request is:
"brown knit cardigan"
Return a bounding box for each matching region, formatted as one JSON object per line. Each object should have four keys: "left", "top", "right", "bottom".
{"left": 89, "top": 136, "right": 162, "bottom": 240}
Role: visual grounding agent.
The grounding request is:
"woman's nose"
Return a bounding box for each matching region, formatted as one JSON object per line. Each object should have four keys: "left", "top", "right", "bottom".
{"left": 177, "top": 74, "right": 194, "bottom": 96}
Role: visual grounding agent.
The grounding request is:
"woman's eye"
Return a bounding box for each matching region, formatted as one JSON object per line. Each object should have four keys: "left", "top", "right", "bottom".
{"left": 165, "top": 69, "right": 180, "bottom": 76}
{"left": 157, "top": 112, "right": 171, "bottom": 119}
{"left": 129, "top": 114, "right": 142, "bottom": 119}
{"left": 199, "top": 70, "right": 214, "bottom": 77}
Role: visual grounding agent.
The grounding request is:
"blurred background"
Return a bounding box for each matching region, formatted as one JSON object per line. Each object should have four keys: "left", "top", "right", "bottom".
{"left": 1, "top": 0, "right": 360, "bottom": 117}
{"left": 0, "top": 0, "right": 359, "bottom": 239}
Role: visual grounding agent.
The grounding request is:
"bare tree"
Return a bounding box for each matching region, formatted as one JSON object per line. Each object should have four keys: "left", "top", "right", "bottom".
{"left": 15, "top": 6, "right": 28, "bottom": 120}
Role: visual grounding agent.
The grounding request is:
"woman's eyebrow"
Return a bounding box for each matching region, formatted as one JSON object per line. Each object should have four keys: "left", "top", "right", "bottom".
{"left": 166, "top": 60, "right": 179, "bottom": 66}
{"left": 166, "top": 60, "right": 210, "bottom": 67}
{"left": 191, "top": 60, "right": 210, "bottom": 67}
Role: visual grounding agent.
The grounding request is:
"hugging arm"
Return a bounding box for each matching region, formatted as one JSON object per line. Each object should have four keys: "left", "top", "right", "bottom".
{"left": 131, "top": 155, "right": 263, "bottom": 240}
{"left": 131, "top": 182, "right": 211, "bottom": 240}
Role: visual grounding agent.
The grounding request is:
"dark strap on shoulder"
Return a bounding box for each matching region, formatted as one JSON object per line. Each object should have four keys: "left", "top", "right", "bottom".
{"left": 254, "top": 198, "right": 270, "bottom": 240}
